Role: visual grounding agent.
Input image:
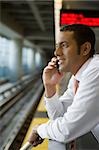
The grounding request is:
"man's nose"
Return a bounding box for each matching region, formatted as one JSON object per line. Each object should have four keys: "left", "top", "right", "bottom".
{"left": 54, "top": 47, "right": 62, "bottom": 56}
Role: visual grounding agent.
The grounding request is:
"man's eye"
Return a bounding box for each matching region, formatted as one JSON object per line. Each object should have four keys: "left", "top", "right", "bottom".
{"left": 61, "top": 43, "right": 68, "bottom": 48}
{"left": 56, "top": 42, "right": 68, "bottom": 49}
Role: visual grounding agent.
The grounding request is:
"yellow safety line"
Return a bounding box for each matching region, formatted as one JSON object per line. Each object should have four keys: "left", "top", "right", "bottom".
{"left": 22, "top": 93, "right": 48, "bottom": 150}
{"left": 37, "top": 93, "right": 46, "bottom": 112}
{"left": 22, "top": 118, "right": 48, "bottom": 150}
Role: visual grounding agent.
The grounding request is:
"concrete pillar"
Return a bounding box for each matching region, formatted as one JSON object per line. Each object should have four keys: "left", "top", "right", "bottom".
{"left": 35, "top": 51, "right": 42, "bottom": 69}
{"left": 31, "top": 49, "right": 36, "bottom": 73}
{"left": 9, "top": 38, "right": 23, "bottom": 82}
{"left": 33, "top": 50, "right": 36, "bottom": 72}
{"left": 41, "top": 53, "right": 47, "bottom": 68}
{"left": 27, "top": 48, "right": 35, "bottom": 74}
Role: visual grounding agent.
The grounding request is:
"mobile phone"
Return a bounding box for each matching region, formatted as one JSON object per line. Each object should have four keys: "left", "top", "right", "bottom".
{"left": 56, "top": 59, "right": 59, "bottom": 71}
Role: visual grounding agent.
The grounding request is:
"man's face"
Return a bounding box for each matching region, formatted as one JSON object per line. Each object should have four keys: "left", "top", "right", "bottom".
{"left": 55, "top": 31, "right": 82, "bottom": 74}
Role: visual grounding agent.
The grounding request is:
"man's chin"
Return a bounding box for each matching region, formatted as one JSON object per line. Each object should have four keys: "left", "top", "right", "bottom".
{"left": 59, "top": 66, "right": 69, "bottom": 73}
{"left": 59, "top": 67, "right": 65, "bottom": 73}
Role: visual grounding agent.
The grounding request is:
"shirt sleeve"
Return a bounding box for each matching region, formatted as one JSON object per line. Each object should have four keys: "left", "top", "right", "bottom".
{"left": 44, "top": 76, "right": 74, "bottom": 120}
{"left": 37, "top": 68, "right": 99, "bottom": 143}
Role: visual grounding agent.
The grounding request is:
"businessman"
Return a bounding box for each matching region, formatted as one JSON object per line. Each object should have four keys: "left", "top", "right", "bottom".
{"left": 28, "top": 24, "right": 99, "bottom": 148}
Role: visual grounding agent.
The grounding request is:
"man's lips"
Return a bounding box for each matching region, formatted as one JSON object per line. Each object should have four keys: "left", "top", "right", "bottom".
{"left": 58, "top": 59, "right": 65, "bottom": 65}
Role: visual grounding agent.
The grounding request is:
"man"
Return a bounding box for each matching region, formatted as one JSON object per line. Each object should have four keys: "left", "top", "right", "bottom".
{"left": 28, "top": 24, "right": 99, "bottom": 148}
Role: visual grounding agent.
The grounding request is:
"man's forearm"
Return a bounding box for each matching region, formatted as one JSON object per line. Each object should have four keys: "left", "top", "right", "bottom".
{"left": 44, "top": 85, "right": 56, "bottom": 98}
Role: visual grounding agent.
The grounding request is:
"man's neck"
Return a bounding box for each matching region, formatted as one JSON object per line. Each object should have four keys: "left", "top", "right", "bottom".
{"left": 72, "top": 57, "right": 91, "bottom": 76}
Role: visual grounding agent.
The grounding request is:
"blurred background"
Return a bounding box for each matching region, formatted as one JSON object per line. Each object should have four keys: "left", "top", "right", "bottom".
{"left": 0, "top": 0, "right": 99, "bottom": 82}
{"left": 0, "top": 0, "right": 99, "bottom": 150}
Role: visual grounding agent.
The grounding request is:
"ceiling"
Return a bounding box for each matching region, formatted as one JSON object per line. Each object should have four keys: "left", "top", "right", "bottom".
{"left": 0, "top": 0, "right": 55, "bottom": 59}
{"left": 62, "top": 0, "right": 99, "bottom": 10}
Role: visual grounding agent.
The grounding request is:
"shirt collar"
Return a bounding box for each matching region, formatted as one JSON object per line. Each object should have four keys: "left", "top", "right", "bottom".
{"left": 74, "top": 58, "right": 92, "bottom": 81}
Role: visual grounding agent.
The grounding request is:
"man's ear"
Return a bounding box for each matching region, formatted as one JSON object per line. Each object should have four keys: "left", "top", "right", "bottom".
{"left": 81, "top": 42, "right": 91, "bottom": 56}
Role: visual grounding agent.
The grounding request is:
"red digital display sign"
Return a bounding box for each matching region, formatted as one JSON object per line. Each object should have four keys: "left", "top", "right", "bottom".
{"left": 60, "top": 10, "right": 99, "bottom": 27}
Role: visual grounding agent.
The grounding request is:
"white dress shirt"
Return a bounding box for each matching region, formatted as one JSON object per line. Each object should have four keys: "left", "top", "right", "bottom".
{"left": 37, "top": 55, "right": 99, "bottom": 143}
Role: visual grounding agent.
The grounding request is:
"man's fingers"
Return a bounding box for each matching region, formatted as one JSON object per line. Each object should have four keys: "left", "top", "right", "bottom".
{"left": 32, "top": 138, "right": 44, "bottom": 147}
{"left": 28, "top": 133, "right": 38, "bottom": 144}
{"left": 43, "top": 65, "right": 57, "bottom": 74}
{"left": 48, "top": 61, "right": 55, "bottom": 66}
{"left": 51, "top": 57, "right": 57, "bottom": 63}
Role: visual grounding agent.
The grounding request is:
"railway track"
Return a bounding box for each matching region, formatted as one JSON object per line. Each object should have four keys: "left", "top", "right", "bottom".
{"left": 0, "top": 74, "right": 44, "bottom": 150}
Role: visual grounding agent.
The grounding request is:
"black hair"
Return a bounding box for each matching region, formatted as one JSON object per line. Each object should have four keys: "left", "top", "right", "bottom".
{"left": 60, "top": 24, "right": 96, "bottom": 57}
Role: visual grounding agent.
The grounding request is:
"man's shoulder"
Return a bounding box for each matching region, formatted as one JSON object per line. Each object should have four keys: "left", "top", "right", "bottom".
{"left": 85, "top": 55, "right": 99, "bottom": 72}
{"left": 81, "top": 57, "right": 99, "bottom": 81}
{"left": 91, "top": 54, "right": 99, "bottom": 63}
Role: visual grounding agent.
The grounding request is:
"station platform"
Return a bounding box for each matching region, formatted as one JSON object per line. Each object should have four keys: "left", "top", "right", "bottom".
{"left": 21, "top": 94, "right": 99, "bottom": 150}
{"left": 21, "top": 93, "right": 49, "bottom": 150}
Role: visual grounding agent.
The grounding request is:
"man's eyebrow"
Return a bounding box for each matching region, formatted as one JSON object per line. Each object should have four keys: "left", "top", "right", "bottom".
{"left": 56, "top": 41, "right": 68, "bottom": 45}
